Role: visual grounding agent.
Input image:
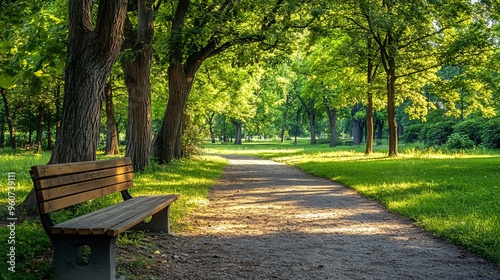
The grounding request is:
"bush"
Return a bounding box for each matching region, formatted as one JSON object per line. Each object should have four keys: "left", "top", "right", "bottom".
{"left": 453, "top": 117, "right": 484, "bottom": 146}
{"left": 401, "top": 124, "right": 424, "bottom": 143}
{"left": 445, "top": 133, "right": 475, "bottom": 150}
{"left": 481, "top": 117, "right": 500, "bottom": 149}
{"left": 424, "top": 121, "right": 456, "bottom": 146}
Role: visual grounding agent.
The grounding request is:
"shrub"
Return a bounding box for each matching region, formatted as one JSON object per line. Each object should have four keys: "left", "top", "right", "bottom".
{"left": 445, "top": 133, "right": 475, "bottom": 150}
{"left": 424, "top": 121, "right": 456, "bottom": 146}
{"left": 401, "top": 123, "right": 424, "bottom": 143}
{"left": 453, "top": 117, "right": 484, "bottom": 146}
{"left": 481, "top": 117, "right": 500, "bottom": 149}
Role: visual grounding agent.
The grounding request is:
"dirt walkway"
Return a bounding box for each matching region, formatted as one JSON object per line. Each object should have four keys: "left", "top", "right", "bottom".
{"left": 123, "top": 154, "right": 500, "bottom": 279}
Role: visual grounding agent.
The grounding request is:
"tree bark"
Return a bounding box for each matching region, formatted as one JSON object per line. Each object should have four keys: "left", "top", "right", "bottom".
{"left": 351, "top": 103, "right": 363, "bottom": 145}
{"left": 365, "top": 92, "right": 374, "bottom": 154}
{"left": 323, "top": 96, "right": 337, "bottom": 148}
{"left": 1, "top": 87, "right": 16, "bottom": 149}
{"left": 35, "top": 105, "right": 44, "bottom": 145}
{"left": 280, "top": 94, "right": 291, "bottom": 143}
{"left": 386, "top": 61, "right": 398, "bottom": 156}
{"left": 104, "top": 83, "right": 120, "bottom": 155}
{"left": 153, "top": 62, "right": 193, "bottom": 163}
{"left": 49, "top": 0, "right": 127, "bottom": 164}
{"left": 46, "top": 109, "right": 53, "bottom": 150}
{"left": 232, "top": 119, "right": 243, "bottom": 145}
{"left": 20, "top": 0, "right": 128, "bottom": 215}
{"left": 121, "top": 0, "right": 154, "bottom": 171}
{"left": 208, "top": 112, "right": 216, "bottom": 143}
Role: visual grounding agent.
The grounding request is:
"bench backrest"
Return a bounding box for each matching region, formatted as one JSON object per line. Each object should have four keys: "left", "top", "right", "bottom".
{"left": 31, "top": 158, "right": 134, "bottom": 214}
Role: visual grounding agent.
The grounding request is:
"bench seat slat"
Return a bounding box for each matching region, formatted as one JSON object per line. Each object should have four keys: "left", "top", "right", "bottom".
{"left": 51, "top": 195, "right": 179, "bottom": 236}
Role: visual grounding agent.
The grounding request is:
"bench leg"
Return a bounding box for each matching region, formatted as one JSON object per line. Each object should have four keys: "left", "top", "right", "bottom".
{"left": 52, "top": 235, "right": 118, "bottom": 280}
{"left": 131, "top": 205, "right": 172, "bottom": 234}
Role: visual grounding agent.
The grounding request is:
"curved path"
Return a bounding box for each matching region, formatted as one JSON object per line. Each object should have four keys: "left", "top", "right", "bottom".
{"left": 132, "top": 154, "right": 500, "bottom": 279}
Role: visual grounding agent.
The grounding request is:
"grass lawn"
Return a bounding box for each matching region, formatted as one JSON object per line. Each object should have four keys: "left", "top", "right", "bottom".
{"left": 205, "top": 139, "right": 500, "bottom": 263}
{"left": 0, "top": 149, "right": 228, "bottom": 279}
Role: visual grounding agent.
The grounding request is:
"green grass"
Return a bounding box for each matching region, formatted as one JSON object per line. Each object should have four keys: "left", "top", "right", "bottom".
{"left": 0, "top": 149, "right": 227, "bottom": 279}
{"left": 205, "top": 139, "right": 500, "bottom": 263}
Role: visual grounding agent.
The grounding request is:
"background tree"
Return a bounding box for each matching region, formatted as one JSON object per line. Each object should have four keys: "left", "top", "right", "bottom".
{"left": 153, "top": 0, "right": 319, "bottom": 163}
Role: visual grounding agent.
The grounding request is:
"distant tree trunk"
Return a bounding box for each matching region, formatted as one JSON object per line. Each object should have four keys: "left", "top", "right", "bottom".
{"left": 46, "top": 110, "right": 53, "bottom": 150}
{"left": 352, "top": 103, "right": 363, "bottom": 145}
{"left": 121, "top": 0, "right": 154, "bottom": 171}
{"left": 365, "top": 36, "right": 378, "bottom": 155}
{"left": 323, "top": 96, "right": 337, "bottom": 148}
{"left": 365, "top": 93, "right": 374, "bottom": 154}
{"left": 386, "top": 59, "right": 398, "bottom": 156}
{"left": 280, "top": 94, "right": 291, "bottom": 143}
{"left": 375, "top": 117, "right": 384, "bottom": 140}
{"left": 1, "top": 87, "right": 16, "bottom": 149}
{"left": 35, "top": 105, "right": 44, "bottom": 145}
{"left": 208, "top": 112, "right": 216, "bottom": 143}
{"left": 298, "top": 95, "right": 316, "bottom": 144}
{"left": 0, "top": 112, "right": 4, "bottom": 148}
{"left": 232, "top": 119, "right": 243, "bottom": 145}
{"left": 104, "top": 83, "right": 119, "bottom": 155}
{"left": 49, "top": 0, "right": 127, "bottom": 164}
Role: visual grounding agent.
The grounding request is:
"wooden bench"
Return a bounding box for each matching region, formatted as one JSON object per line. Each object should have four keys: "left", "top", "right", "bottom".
{"left": 30, "top": 157, "right": 179, "bottom": 280}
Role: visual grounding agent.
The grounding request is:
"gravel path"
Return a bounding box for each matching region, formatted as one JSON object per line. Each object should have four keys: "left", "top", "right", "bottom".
{"left": 121, "top": 154, "right": 500, "bottom": 279}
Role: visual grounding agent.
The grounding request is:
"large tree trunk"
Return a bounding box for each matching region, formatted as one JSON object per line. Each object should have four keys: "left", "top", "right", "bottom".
{"left": 121, "top": 0, "right": 154, "bottom": 171}
{"left": 20, "top": 0, "right": 128, "bottom": 214}
{"left": 104, "top": 83, "right": 119, "bottom": 155}
{"left": 49, "top": 0, "right": 127, "bottom": 164}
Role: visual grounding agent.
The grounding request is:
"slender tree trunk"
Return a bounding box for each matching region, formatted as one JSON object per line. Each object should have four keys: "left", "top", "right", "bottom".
{"left": 208, "top": 112, "right": 216, "bottom": 143}
{"left": 323, "top": 97, "right": 337, "bottom": 148}
{"left": 352, "top": 103, "right": 363, "bottom": 145}
{"left": 309, "top": 108, "right": 316, "bottom": 144}
{"left": 121, "top": 0, "right": 154, "bottom": 170}
{"left": 0, "top": 112, "right": 4, "bottom": 148}
{"left": 232, "top": 119, "right": 243, "bottom": 145}
{"left": 365, "top": 92, "right": 374, "bottom": 154}
{"left": 280, "top": 94, "right": 291, "bottom": 143}
{"left": 49, "top": 0, "right": 127, "bottom": 164}
{"left": 104, "top": 83, "right": 119, "bottom": 155}
{"left": 1, "top": 87, "right": 16, "bottom": 149}
{"left": 365, "top": 36, "right": 377, "bottom": 155}
{"left": 387, "top": 62, "right": 398, "bottom": 156}
{"left": 47, "top": 110, "right": 53, "bottom": 150}
{"left": 35, "top": 105, "right": 44, "bottom": 145}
